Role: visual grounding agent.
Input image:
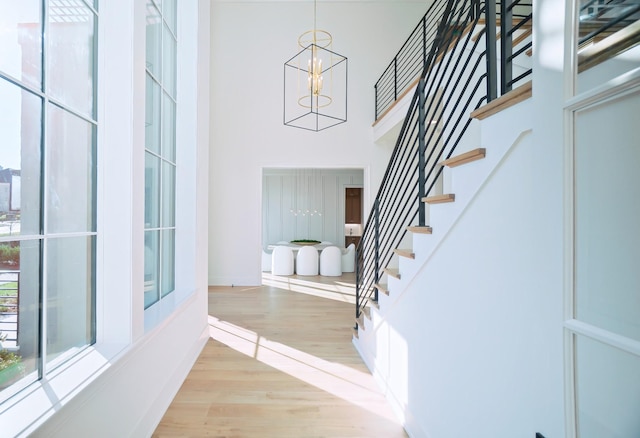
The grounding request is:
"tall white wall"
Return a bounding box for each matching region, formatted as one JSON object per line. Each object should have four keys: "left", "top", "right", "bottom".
{"left": 208, "top": 1, "right": 428, "bottom": 286}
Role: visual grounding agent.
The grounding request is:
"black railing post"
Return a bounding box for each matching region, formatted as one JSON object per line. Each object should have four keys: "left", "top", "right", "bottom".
{"left": 373, "top": 199, "right": 380, "bottom": 303}
{"left": 355, "top": 245, "right": 360, "bottom": 327}
{"left": 374, "top": 83, "right": 379, "bottom": 120}
{"left": 418, "top": 78, "right": 426, "bottom": 227}
{"left": 393, "top": 57, "right": 398, "bottom": 101}
{"left": 422, "top": 16, "right": 427, "bottom": 70}
{"left": 471, "top": 0, "right": 481, "bottom": 20}
{"left": 501, "top": 0, "right": 513, "bottom": 94}
{"left": 486, "top": 0, "right": 498, "bottom": 102}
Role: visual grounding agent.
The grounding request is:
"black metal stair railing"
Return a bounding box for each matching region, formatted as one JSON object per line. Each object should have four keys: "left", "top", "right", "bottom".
{"left": 500, "top": 0, "right": 533, "bottom": 94}
{"left": 374, "top": 0, "right": 460, "bottom": 121}
{"left": 357, "top": 0, "right": 486, "bottom": 322}
{"left": 356, "top": 0, "right": 533, "bottom": 328}
{"left": 375, "top": 0, "right": 533, "bottom": 121}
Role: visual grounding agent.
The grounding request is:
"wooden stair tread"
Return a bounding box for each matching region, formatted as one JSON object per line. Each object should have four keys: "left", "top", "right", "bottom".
{"left": 477, "top": 17, "right": 532, "bottom": 29}
{"left": 470, "top": 81, "right": 532, "bottom": 120}
{"left": 494, "top": 26, "right": 532, "bottom": 46}
{"left": 436, "top": 23, "right": 476, "bottom": 64}
{"left": 472, "top": 18, "right": 533, "bottom": 42}
{"left": 440, "top": 148, "right": 486, "bottom": 168}
{"left": 383, "top": 268, "right": 401, "bottom": 280}
{"left": 407, "top": 225, "right": 433, "bottom": 234}
{"left": 511, "top": 27, "right": 532, "bottom": 48}
{"left": 352, "top": 327, "right": 359, "bottom": 338}
{"left": 423, "top": 193, "right": 455, "bottom": 204}
{"left": 356, "top": 314, "right": 365, "bottom": 329}
{"left": 370, "top": 298, "right": 380, "bottom": 309}
{"left": 362, "top": 306, "right": 371, "bottom": 319}
{"left": 375, "top": 283, "right": 389, "bottom": 295}
{"left": 393, "top": 248, "right": 415, "bottom": 259}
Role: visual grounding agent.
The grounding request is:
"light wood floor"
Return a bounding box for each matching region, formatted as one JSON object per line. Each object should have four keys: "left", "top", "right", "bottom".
{"left": 152, "top": 273, "right": 407, "bottom": 438}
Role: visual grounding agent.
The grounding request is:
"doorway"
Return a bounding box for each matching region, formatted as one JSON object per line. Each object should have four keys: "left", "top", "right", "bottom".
{"left": 344, "top": 187, "right": 362, "bottom": 248}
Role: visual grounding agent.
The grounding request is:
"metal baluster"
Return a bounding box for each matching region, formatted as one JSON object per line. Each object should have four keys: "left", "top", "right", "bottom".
{"left": 393, "top": 58, "right": 398, "bottom": 102}
{"left": 418, "top": 78, "right": 426, "bottom": 227}
{"left": 486, "top": 0, "right": 498, "bottom": 102}
{"left": 374, "top": 199, "right": 380, "bottom": 304}
{"left": 355, "top": 243, "right": 360, "bottom": 328}
{"left": 501, "top": 0, "right": 513, "bottom": 94}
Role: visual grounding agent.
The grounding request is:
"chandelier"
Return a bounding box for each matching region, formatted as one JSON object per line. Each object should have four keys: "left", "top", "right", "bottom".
{"left": 283, "top": 0, "right": 347, "bottom": 131}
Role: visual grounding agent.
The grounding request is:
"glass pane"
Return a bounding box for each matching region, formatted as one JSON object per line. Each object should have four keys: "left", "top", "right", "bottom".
{"left": 0, "top": 239, "right": 39, "bottom": 399}
{"left": 161, "top": 161, "right": 175, "bottom": 227}
{"left": 145, "top": 0, "right": 162, "bottom": 81}
{"left": 577, "top": 0, "right": 640, "bottom": 91}
{"left": 0, "top": 0, "right": 42, "bottom": 89}
{"left": 48, "top": 1, "right": 95, "bottom": 117}
{"left": 0, "top": 79, "right": 41, "bottom": 237}
{"left": 162, "top": 23, "right": 176, "bottom": 99}
{"left": 160, "top": 229, "right": 174, "bottom": 297}
{"left": 144, "top": 230, "right": 159, "bottom": 308}
{"left": 575, "top": 335, "right": 640, "bottom": 437}
{"left": 144, "top": 152, "right": 160, "bottom": 229}
{"left": 46, "top": 104, "right": 95, "bottom": 234}
{"left": 163, "top": 0, "right": 177, "bottom": 34}
{"left": 145, "top": 74, "right": 160, "bottom": 154}
{"left": 575, "top": 91, "right": 640, "bottom": 341}
{"left": 162, "top": 92, "right": 175, "bottom": 162}
{"left": 45, "top": 235, "right": 95, "bottom": 369}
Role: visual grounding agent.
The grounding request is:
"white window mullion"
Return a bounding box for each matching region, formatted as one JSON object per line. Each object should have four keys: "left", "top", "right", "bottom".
{"left": 40, "top": 0, "right": 50, "bottom": 377}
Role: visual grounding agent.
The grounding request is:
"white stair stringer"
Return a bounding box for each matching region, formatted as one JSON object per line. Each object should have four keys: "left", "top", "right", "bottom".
{"left": 353, "top": 97, "right": 533, "bottom": 438}
{"left": 414, "top": 97, "right": 533, "bottom": 260}
{"left": 358, "top": 99, "right": 534, "bottom": 332}
{"left": 377, "top": 275, "right": 403, "bottom": 310}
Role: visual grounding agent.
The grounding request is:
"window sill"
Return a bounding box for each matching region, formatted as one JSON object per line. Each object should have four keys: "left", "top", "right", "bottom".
{"left": 0, "top": 342, "right": 128, "bottom": 437}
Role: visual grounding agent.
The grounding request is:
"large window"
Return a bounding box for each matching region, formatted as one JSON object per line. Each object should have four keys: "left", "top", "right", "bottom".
{"left": 0, "top": 0, "right": 97, "bottom": 401}
{"left": 144, "top": 0, "right": 176, "bottom": 309}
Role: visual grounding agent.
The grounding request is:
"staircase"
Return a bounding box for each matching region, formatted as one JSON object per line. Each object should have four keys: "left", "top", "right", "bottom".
{"left": 354, "top": 0, "right": 534, "bottom": 337}
{"left": 354, "top": 100, "right": 535, "bottom": 436}
{"left": 351, "top": 1, "right": 535, "bottom": 433}
{"left": 351, "top": 0, "right": 640, "bottom": 435}
{"left": 356, "top": 96, "right": 533, "bottom": 328}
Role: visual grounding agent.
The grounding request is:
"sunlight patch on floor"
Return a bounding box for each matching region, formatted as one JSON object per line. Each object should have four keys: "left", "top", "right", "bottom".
{"left": 261, "top": 272, "right": 357, "bottom": 304}
{"left": 207, "top": 314, "right": 400, "bottom": 423}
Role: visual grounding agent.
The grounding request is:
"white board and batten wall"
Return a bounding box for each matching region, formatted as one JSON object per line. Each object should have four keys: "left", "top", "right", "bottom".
{"left": 262, "top": 168, "right": 363, "bottom": 249}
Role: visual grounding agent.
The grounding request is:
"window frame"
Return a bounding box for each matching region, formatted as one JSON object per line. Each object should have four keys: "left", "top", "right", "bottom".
{"left": 0, "top": 0, "right": 99, "bottom": 405}
{"left": 143, "top": 0, "right": 178, "bottom": 314}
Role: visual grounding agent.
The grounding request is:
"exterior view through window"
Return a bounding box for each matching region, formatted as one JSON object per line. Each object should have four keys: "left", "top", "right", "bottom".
{"left": 0, "top": 0, "right": 98, "bottom": 401}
